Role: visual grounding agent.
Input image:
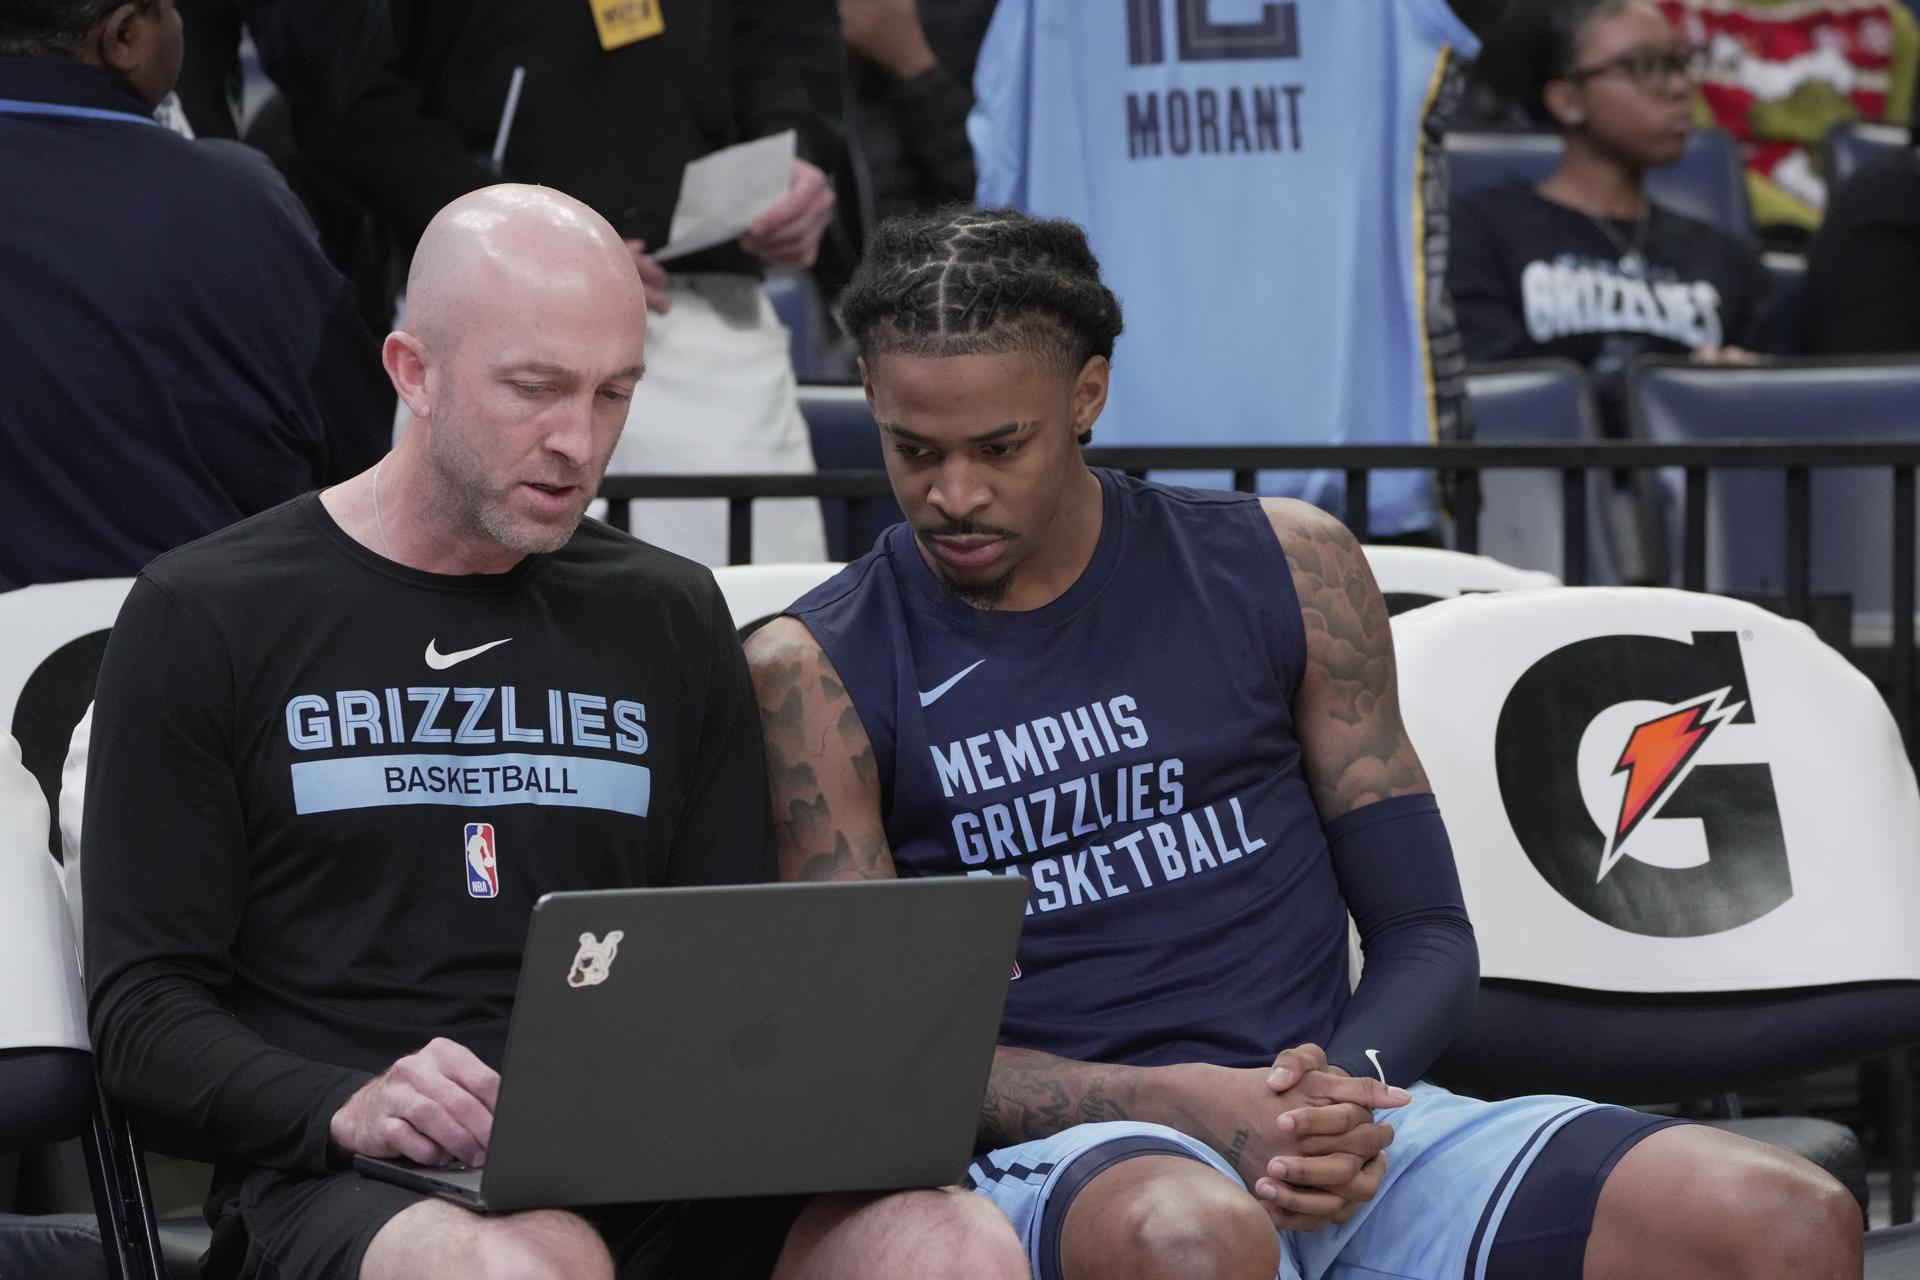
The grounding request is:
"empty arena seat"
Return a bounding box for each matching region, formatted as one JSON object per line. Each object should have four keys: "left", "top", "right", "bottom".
{"left": 1824, "top": 119, "right": 1911, "bottom": 190}
{"left": 796, "top": 384, "right": 905, "bottom": 559}
{"left": 1463, "top": 359, "right": 1623, "bottom": 583}
{"left": 0, "top": 733, "right": 175, "bottom": 1280}
{"left": 710, "top": 563, "right": 845, "bottom": 635}
{"left": 1396, "top": 588, "right": 1920, "bottom": 1213}
{"left": 0, "top": 579, "right": 132, "bottom": 860}
{"left": 1448, "top": 127, "right": 1753, "bottom": 242}
{"left": 1361, "top": 544, "right": 1557, "bottom": 615}
{"left": 1628, "top": 358, "right": 1920, "bottom": 642}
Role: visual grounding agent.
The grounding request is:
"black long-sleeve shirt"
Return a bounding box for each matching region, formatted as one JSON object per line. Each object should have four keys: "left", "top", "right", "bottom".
{"left": 84, "top": 497, "right": 772, "bottom": 1174}
{"left": 0, "top": 59, "right": 388, "bottom": 591}
{"left": 291, "top": 0, "right": 840, "bottom": 268}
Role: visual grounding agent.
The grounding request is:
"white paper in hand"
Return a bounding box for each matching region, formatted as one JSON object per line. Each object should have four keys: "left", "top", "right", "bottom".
{"left": 652, "top": 130, "right": 797, "bottom": 262}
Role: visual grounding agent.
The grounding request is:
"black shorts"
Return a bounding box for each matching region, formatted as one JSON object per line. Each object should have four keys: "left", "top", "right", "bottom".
{"left": 202, "top": 1167, "right": 805, "bottom": 1280}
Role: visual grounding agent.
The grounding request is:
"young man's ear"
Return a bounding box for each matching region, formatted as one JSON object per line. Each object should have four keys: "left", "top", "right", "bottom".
{"left": 1070, "top": 355, "right": 1110, "bottom": 445}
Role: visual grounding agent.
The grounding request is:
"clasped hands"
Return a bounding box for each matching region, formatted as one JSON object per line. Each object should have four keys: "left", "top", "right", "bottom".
{"left": 1176, "top": 1042, "right": 1408, "bottom": 1233}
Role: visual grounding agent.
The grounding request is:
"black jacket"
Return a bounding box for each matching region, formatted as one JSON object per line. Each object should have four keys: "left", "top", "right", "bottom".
{"left": 291, "top": 0, "right": 840, "bottom": 271}
{"left": 0, "top": 59, "right": 387, "bottom": 590}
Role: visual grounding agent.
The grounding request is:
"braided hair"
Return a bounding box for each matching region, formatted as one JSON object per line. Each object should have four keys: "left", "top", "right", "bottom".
{"left": 837, "top": 208, "right": 1124, "bottom": 441}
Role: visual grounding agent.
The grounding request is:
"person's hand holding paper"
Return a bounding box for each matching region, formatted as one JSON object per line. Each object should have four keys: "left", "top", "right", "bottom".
{"left": 651, "top": 130, "right": 830, "bottom": 265}
{"left": 740, "top": 158, "right": 836, "bottom": 269}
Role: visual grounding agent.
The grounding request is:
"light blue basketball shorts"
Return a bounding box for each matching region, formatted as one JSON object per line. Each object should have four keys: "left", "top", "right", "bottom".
{"left": 963, "top": 1083, "right": 1609, "bottom": 1280}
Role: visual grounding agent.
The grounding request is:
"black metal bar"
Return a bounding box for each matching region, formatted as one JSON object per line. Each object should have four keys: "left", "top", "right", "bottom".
{"left": 1232, "top": 469, "right": 1256, "bottom": 493}
{"left": 598, "top": 442, "right": 1920, "bottom": 502}
{"left": 1562, "top": 469, "right": 1588, "bottom": 586}
{"left": 82, "top": 1095, "right": 163, "bottom": 1280}
{"left": 1785, "top": 467, "right": 1812, "bottom": 622}
{"left": 727, "top": 498, "right": 752, "bottom": 566}
{"left": 1894, "top": 466, "right": 1915, "bottom": 754}
{"left": 1453, "top": 469, "right": 1481, "bottom": 556}
{"left": 1893, "top": 1049, "right": 1916, "bottom": 1226}
{"left": 604, "top": 497, "right": 631, "bottom": 533}
{"left": 1684, "top": 468, "right": 1708, "bottom": 592}
{"left": 1346, "top": 470, "right": 1370, "bottom": 541}
{"left": 82, "top": 1106, "right": 135, "bottom": 1280}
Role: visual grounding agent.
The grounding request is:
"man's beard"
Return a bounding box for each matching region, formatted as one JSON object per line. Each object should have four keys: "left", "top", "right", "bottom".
{"left": 935, "top": 565, "right": 1016, "bottom": 610}
{"left": 429, "top": 398, "right": 597, "bottom": 556}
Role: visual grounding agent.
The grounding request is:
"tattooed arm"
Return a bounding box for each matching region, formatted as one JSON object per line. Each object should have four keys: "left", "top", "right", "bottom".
{"left": 745, "top": 616, "right": 1400, "bottom": 1229}
{"left": 1265, "top": 500, "right": 1479, "bottom": 1085}
{"left": 745, "top": 617, "right": 892, "bottom": 881}
{"left": 1267, "top": 499, "right": 1430, "bottom": 820}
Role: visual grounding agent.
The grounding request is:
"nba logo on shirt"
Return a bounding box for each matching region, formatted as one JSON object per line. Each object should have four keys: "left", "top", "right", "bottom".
{"left": 464, "top": 823, "right": 499, "bottom": 899}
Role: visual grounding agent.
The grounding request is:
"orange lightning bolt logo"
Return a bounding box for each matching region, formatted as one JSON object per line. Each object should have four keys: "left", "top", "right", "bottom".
{"left": 1601, "top": 688, "right": 1744, "bottom": 880}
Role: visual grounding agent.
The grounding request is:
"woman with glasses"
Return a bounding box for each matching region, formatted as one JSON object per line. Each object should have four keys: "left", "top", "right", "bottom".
{"left": 1450, "top": 0, "right": 1772, "bottom": 418}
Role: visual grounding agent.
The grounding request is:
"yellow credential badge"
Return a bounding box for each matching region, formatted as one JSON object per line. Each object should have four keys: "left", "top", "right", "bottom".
{"left": 590, "top": 0, "right": 664, "bottom": 51}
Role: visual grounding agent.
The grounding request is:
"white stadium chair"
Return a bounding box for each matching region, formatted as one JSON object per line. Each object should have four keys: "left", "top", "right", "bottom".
{"left": 710, "top": 563, "right": 845, "bottom": 634}
{"left": 1392, "top": 586, "right": 1920, "bottom": 1224}
{"left": 1360, "top": 544, "right": 1558, "bottom": 615}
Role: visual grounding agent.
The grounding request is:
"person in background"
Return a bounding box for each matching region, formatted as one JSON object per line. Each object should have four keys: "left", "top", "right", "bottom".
{"left": 1451, "top": 0, "right": 1773, "bottom": 583}
{"left": 293, "top": 1, "right": 841, "bottom": 568}
{"left": 1452, "top": 0, "right": 1772, "bottom": 412}
{"left": 1803, "top": 132, "right": 1920, "bottom": 354}
{"left": 0, "top": 0, "right": 389, "bottom": 592}
{"left": 834, "top": 0, "right": 990, "bottom": 241}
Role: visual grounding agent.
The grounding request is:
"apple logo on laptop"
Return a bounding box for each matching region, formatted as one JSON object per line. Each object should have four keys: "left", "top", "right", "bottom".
{"left": 731, "top": 1017, "right": 780, "bottom": 1069}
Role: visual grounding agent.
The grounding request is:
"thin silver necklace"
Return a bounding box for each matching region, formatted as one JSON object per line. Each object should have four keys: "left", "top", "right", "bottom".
{"left": 1582, "top": 201, "right": 1651, "bottom": 275}
{"left": 372, "top": 458, "right": 394, "bottom": 558}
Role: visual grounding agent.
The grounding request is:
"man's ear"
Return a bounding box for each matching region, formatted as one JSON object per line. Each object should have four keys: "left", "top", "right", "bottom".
{"left": 1070, "top": 355, "right": 1110, "bottom": 443}
{"left": 383, "top": 332, "right": 434, "bottom": 421}
{"left": 92, "top": 3, "right": 148, "bottom": 79}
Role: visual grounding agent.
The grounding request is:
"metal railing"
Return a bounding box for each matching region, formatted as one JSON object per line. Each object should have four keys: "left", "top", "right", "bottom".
{"left": 602, "top": 439, "right": 1920, "bottom": 748}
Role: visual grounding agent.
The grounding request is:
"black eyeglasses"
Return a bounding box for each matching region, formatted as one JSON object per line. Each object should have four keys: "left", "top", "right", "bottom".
{"left": 1566, "top": 47, "right": 1699, "bottom": 91}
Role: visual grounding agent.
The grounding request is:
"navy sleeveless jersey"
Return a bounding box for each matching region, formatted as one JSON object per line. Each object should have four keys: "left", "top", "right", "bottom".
{"left": 786, "top": 471, "right": 1349, "bottom": 1068}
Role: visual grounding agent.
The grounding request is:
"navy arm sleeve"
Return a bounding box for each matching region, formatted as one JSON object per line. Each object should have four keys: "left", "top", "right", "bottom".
{"left": 83, "top": 577, "right": 371, "bottom": 1174}
{"left": 1321, "top": 792, "right": 1479, "bottom": 1086}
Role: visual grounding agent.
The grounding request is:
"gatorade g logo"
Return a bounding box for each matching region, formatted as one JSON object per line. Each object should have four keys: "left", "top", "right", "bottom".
{"left": 1495, "top": 631, "right": 1790, "bottom": 937}
{"left": 1127, "top": 0, "right": 1300, "bottom": 65}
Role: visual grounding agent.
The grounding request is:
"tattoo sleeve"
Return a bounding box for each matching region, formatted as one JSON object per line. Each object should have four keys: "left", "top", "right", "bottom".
{"left": 980, "top": 1047, "right": 1144, "bottom": 1149}
{"left": 744, "top": 620, "right": 894, "bottom": 881}
{"left": 1272, "top": 503, "right": 1432, "bottom": 821}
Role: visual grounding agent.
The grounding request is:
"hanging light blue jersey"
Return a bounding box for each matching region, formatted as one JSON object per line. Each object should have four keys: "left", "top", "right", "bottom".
{"left": 969, "top": 1, "right": 1480, "bottom": 535}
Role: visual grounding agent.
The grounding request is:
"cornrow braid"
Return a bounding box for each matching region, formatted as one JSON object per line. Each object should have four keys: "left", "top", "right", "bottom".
{"left": 837, "top": 206, "right": 1125, "bottom": 386}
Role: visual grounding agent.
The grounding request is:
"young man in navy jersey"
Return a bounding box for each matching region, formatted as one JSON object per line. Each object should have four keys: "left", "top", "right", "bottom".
{"left": 745, "top": 208, "right": 1862, "bottom": 1279}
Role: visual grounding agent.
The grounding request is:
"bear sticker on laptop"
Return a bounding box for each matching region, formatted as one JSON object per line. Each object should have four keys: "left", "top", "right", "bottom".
{"left": 567, "top": 931, "right": 624, "bottom": 987}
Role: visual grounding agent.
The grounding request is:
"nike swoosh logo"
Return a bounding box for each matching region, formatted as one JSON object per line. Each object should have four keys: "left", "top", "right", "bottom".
{"left": 919, "top": 659, "right": 986, "bottom": 708}
{"left": 425, "top": 637, "right": 513, "bottom": 670}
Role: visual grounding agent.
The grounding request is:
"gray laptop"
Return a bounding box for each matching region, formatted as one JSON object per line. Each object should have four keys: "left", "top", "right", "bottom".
{"left": 355, "top": 876, "right": 1028, "bottom": 1213}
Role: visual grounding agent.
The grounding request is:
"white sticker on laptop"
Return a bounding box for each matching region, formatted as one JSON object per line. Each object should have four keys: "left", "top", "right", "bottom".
{"left": 567, "top": 930, "right": 624, "bottom": 987}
